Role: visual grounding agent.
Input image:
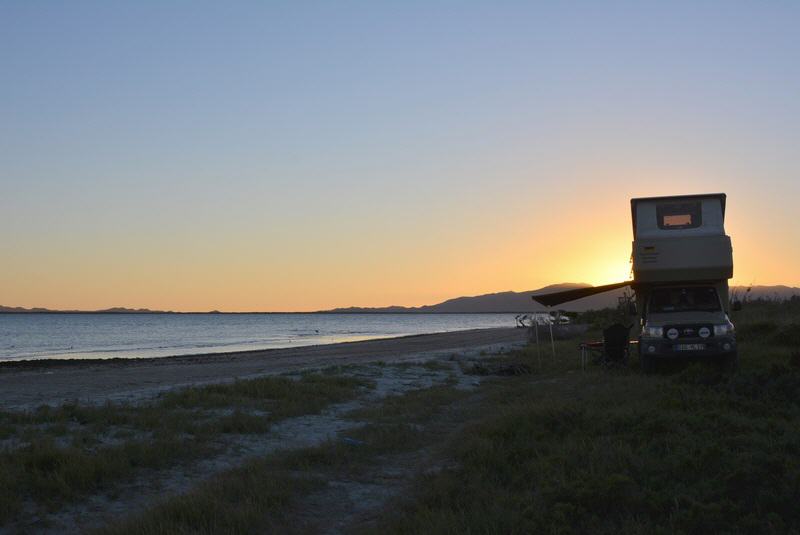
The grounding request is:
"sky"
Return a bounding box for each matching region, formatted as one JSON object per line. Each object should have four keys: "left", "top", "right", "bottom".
{"left": 2, "top": 1, "right": 799, "bottom": 311}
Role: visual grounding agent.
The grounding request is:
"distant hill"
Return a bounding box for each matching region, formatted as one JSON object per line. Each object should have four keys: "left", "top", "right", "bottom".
{"left": 0, "top": 306, "right": 172, "bottom": 314}
{"left": 323, "top": 283, "right": 624, "bottom": 313}
{"left": 323, "top": 283, "right": 800, "bottom": 313}
{"left": 3, "top": 284, "right": 798, "bottom": 314}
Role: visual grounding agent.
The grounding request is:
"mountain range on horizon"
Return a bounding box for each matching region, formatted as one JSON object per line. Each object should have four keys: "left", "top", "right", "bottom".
{"left": 323, "top": 284, "right": 800, "bottom": 313}
{"left": 3, "top": 284, "right": 799, "bottom": 314}
{"left": 0, "top": 306, "right": 177, "bottom": 314}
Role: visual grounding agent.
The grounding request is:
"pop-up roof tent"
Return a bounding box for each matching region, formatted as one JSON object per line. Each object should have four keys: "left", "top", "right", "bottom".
{"left": 631, "top": 193, "right": 732, "bottom": 282}
{"left": 532, "top": 193, "right": 733, "bottom": 307}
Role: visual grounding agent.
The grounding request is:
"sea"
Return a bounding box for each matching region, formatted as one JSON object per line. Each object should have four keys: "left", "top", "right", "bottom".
{"left": 0, "top": 313, "right": 520, "bottom": 362}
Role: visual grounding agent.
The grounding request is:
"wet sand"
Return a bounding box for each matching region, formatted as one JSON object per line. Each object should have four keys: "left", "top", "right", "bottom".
{"left": 0, "top": 327, "right": 527, "bottom": 410}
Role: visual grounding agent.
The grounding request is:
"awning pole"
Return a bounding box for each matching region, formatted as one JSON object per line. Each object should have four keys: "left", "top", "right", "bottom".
{"left": 535, "top": 316, "right": 541, "bottom": 371}
{"left": 548, "top": 309, "right": 556, "bottom": 362}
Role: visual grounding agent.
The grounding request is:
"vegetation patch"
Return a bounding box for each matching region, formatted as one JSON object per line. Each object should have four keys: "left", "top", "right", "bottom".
{"left": 97, "top": 383, "right": 469, "bottom": 534}
{"left": 365, "top": 301, "right": 800, "bottom": 534}
{"left": 370, "top": 371, "right": 800, "bottom": 534}
{"left": 96, "top": 457, "right": 324, "bottom": 535}
{"left": 0, "top": 435, "right": 209, "bottom": 522}
{"left": 771, "top": 323, "right": 800, "bottom": 347}
{"left": 0, "top": 373, "right": 371, "bottom": 526}
{"left": 160, "top": 373, "right": 373, "bottom": 420}
{"left": 347, "top": 384, "right": 468, "bottom": 424}
{"left": 736, "top": 320, "right": 779, "bottom": 341}
{"left": 276, "top": 423, "right": 426, "bottom": 473}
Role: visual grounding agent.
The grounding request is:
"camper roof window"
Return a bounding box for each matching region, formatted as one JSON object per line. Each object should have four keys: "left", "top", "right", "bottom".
{"left": 657, "top": 202, "right": 702, "bottom": 230}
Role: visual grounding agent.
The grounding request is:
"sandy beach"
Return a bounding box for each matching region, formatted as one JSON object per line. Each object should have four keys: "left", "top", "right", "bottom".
{"left": 0, "top": 327, "right": 527, "bottom": 410}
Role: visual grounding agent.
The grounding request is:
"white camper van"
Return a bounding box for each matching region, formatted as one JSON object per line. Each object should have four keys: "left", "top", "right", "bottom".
{"left": 632, "top": 194, "right": 738, "bottom": 371}
{"left": 532, "top": 193, "right": 739, "bottom": 372}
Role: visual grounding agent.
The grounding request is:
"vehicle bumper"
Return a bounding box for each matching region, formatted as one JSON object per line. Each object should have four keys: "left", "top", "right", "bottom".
{"left": 638, "top": 336, "right": 736, "bottom": 359}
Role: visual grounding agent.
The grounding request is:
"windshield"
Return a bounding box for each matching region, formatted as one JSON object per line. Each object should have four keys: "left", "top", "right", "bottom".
{"left": 648, "top": 287, "right": 721, "bottom": 313}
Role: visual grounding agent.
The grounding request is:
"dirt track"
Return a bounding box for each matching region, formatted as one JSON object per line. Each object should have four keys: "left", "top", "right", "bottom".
{"left": 0, "top": 327, "right": 527, "bottom": 410}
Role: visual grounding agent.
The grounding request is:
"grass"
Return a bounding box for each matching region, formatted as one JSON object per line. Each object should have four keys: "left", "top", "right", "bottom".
{"left": 347, "top": 384, "right": 467, "bottom": 424}
{"left": 98, "top": 457, "right": 324, "bottom": 535}
{"left": 97, "top": 383, "right": 468, "bottom": 534}
{"left": 0, "top": 373, "right": 372, "bottom": 526}
{"left": 360, "top": 300, "right": 800, "bottom": 534}
{"left": 95, "top": 424, "right": 424, "bottom": 535}
{"left": 276, "top": 422, "right": 427, "bottom": 473}
{"left": 160, "top": 373, "right": 371, "bottom": 420}
{"left": 0, "top": 435, "right": 209, "bottom": 520}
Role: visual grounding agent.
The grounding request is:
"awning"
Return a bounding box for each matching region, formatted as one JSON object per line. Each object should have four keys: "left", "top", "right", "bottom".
{"left": 531, "top": 281, "right": 632, "bottom": 307}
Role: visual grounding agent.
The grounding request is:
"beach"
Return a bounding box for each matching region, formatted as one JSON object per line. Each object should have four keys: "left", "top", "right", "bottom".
{"left": 0, "top": 327, "right": 527, "bottom": 410}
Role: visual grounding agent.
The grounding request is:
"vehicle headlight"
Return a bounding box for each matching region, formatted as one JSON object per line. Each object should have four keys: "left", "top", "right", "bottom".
{"left": 642, "top": 325, "right": 663, "bottom": 338}
{"left": 714, "top": 319, "right": 735, "bottom": 336}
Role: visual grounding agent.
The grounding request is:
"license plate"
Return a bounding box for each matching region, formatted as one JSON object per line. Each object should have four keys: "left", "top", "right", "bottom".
{"left": 674, "top": 343, "right": 705, "bottom": 351}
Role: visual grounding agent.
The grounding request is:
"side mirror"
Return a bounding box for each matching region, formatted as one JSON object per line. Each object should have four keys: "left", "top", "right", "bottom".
{"left": 732, "top": 300, "right": 742, "bottom": 312}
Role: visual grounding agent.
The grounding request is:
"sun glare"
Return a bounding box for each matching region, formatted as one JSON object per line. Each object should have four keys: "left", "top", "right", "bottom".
{"left": 587, "top": 259, "right": 633, "bottom": 287}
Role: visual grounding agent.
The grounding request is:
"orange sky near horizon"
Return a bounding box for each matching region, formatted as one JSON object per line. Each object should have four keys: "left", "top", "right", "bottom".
{"left": 4, "top": 175, "right": 797, "bottom": 312}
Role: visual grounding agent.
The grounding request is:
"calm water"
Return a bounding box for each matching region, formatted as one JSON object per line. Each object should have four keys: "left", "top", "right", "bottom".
{"left": 0, "top": 313, "right": 518, "bottom": 361}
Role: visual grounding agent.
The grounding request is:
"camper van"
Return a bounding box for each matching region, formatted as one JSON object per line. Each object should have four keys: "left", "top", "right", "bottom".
{"left": 631, "top": 194, "right": 738, "bottom": 371}
{"left": 532, "top": 193, "right": 739, "bottom": 372}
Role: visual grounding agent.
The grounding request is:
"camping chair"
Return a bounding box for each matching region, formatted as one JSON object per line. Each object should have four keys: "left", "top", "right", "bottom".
{"left": 599, "top": 323, "right": 632, "bottom": 366}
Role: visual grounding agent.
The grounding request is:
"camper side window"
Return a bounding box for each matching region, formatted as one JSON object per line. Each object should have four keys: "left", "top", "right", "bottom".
{"left": 656, "top": 202, "right": 702, "bottom": 230}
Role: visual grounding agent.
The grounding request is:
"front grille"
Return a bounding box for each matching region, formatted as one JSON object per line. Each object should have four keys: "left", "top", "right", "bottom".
{"left": 663, "top": 324, "right": 714, "bottom": 339}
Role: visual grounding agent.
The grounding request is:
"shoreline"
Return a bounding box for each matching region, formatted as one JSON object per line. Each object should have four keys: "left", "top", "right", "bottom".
{"left": 0, "top": 327, "right": 528, "bottom": 410}
{"left": 0, "top": 310, "right": 540, "bottom": 315}
{"left": 0, "top": 327, "right": 522, "bottom": 369}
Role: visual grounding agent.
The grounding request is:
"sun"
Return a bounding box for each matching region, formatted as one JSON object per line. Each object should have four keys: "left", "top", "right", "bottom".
{"left": 587, "top": 259, "right": 633, "bottom": 287}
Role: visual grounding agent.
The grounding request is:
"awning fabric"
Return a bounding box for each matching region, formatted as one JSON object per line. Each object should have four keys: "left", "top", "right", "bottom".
{"left": 531, "top": 281, "right": 632, "bottom": 307}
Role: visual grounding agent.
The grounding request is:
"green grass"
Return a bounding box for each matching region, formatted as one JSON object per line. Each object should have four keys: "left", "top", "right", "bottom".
{"left": 347, "top": 384, "right": 468, "bottom": 424}
{"left": 275, "top": 422, "right": 427, "bottom": 473}
{"left": 0, "top": 435, "right": 209, "bottom": 520}
{"left": 96, "top": 424, "right": 425, "bottom": 535}
{"left": 160, "top": 373, "right": 372, "bottom": 420}
{"left": 369, "top": 371, "right": 799, "bottom": 533}
{"left": 96, "top": 383, "right": 470, "bottom": 534}
{"left": 97, "top": 457, "right": 324, "bottom": 535}
{"left": 0, "top": 373, "right": 372, "bottom": 526}
{"left": 363, "top": 300, "right": 800, "bottom": 534}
